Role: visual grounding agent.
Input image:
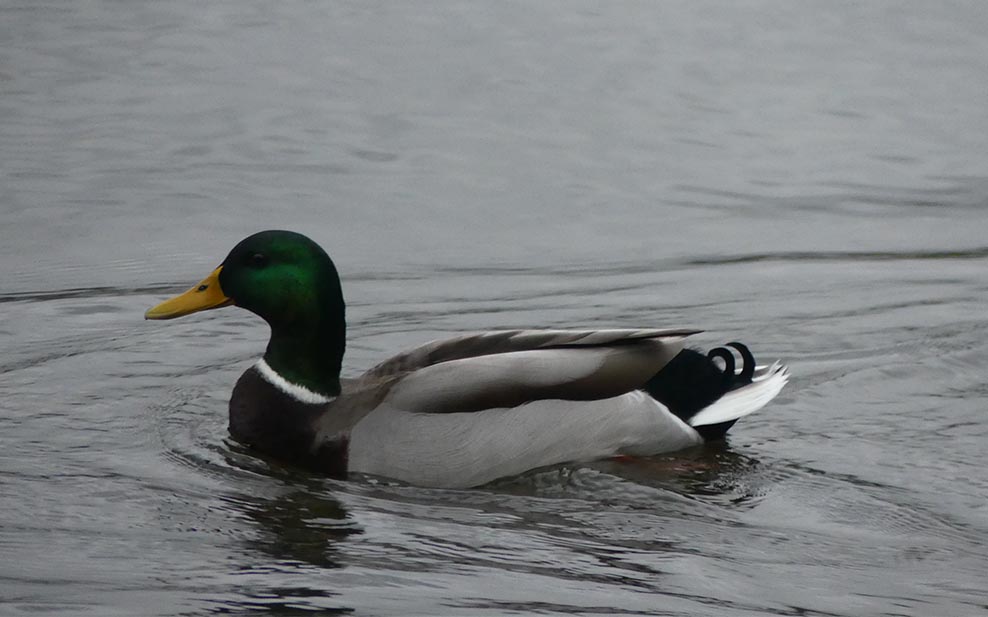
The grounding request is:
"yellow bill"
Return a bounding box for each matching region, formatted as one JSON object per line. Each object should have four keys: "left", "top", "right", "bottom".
{"left": 145, "top": 266, "right": 232, "bottom": 320}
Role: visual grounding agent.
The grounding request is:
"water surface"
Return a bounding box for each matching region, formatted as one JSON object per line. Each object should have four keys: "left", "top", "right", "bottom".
{"left": 2, "top": 2, "right": 987, "bottom": 615}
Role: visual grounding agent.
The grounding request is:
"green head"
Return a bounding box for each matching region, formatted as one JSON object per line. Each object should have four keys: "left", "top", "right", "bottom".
{"left": 217, "top": 230, "right": 344, "bottom": 329}
{"left": 146, "top": 230, "right": 346, "bottom": 396}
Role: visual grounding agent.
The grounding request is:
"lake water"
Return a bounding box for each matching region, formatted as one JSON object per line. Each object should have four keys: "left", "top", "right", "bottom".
{"left": 2, "top": 1, "right": 987, "bottom": 615}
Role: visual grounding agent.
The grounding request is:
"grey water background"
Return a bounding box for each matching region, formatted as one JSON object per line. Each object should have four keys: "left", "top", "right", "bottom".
{"left": 2, "top": 1, "right": 987, "bottom": 615}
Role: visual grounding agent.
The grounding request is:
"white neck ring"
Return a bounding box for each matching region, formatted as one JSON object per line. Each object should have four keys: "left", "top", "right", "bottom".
{"left": 254, "top": 358, "right": 334, "bottom": 405}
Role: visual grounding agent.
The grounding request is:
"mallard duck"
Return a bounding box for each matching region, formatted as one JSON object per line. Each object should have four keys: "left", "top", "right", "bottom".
{"left": 146, "top": 230, "right": 788, "bottom": 488}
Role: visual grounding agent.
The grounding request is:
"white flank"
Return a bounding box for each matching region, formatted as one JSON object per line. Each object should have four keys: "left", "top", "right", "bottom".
{"left": 688, "top": 361, "right": 789, "bottom": 427}
{"left": 254, "top": 358, "right": 334, "bottom": 405}
{"left": 348, "top": 391, "right": 703, "bottom": 488}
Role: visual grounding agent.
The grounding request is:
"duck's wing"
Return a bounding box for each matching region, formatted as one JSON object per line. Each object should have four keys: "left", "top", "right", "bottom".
{"left": 360, "top": 328, "right": 701, "bottom": 381}
{"left": 315, "top": 329, "right": 700, "bottom": 439}
{"left": 360, "top": 328, "right": 701, "bottom": 415}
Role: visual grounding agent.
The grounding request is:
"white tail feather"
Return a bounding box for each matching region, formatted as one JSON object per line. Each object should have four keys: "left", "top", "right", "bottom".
{"left": 689, "top": 361, "right": 789, "bottom": 427}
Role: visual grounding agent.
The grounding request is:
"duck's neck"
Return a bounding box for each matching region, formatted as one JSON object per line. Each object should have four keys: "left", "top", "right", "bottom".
{"left": 263, "top": 317, "right": 345, "bottom": 398}
{"left": 229, "top": 363, "right": 348, "bottom": 478}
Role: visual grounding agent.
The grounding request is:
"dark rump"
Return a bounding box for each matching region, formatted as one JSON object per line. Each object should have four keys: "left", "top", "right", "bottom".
{"left": 644, "top": 343, "right": 757, "bottom": 441}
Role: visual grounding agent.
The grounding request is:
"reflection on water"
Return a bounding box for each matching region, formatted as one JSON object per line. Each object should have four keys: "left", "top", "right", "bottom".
{"left": 207, "top": 486, "right": 356, "bottom": 615}
{"left": 231, "top": 486, "right": 357, "bottom": 569}
{"left": 589, "top": 443, "right": 767, "bottom": 508}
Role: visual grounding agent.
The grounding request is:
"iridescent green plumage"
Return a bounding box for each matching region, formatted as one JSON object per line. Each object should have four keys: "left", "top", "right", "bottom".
{"left": 217, "top": 230, "right": 346, "bottom": 396}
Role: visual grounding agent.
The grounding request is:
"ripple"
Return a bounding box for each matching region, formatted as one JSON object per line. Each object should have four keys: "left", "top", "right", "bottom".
{"left": 686, "top": 246, "right": 988, "bottom": 266}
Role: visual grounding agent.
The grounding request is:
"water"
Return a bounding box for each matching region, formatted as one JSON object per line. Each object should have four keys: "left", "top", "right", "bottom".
{"left": 2, "top": 1, "right": 987, "bottom": 615}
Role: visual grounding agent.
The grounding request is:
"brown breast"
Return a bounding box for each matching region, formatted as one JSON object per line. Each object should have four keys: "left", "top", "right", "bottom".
{"left": 228, "top": 365, "right": 348, "bottom": 478}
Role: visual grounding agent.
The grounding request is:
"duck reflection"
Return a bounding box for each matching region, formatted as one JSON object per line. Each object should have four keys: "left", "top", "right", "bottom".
{"left": 223, "top": 443, "right": 361, "bottom": 568}
{"left": 206, "top": 446, "right": 360, "bottom": 615}
{"left": 236, "top": 485, "right": 357, "bottom": 569}
{"left": 588, "top": 441, "right": 766, "bottom": 506}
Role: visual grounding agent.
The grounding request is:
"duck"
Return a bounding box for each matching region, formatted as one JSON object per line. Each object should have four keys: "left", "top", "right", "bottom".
{"left": 145, "top": 230, "right": 788, "bottom": 488}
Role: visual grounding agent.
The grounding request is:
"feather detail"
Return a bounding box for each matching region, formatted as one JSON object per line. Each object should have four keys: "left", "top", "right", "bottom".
{"left": 383, "top": 339, "right": 686, "bottom": 414}
{"left": 360, "top": 328, "right": 701, "bottom": 382}
{"left": 688, "top": 361, "right": 789, "bottom": 427}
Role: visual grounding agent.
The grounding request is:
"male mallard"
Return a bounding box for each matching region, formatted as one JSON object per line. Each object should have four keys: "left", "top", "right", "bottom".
{"left": 146, "top": 230, "right": 788, "bottom": 488}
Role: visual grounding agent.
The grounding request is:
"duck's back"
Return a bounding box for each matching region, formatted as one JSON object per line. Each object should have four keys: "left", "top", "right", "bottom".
{"left": 335, "top": 328, "right": 787, "bottom": 487}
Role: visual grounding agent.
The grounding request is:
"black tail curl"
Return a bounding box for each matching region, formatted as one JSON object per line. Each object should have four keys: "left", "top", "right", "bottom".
{"left": 644, "top": 341, "right": 758, "bottom": 441}
{"left": 725, "top": 342, "right": 755, "bottom": 385}
{"left": 706, "top": 347, "right": 735, "bottom": 390}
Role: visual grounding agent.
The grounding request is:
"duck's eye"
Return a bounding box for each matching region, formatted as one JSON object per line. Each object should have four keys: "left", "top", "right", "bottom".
{"left": 248, "top": 253, "right": 268, "bottom": 268}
